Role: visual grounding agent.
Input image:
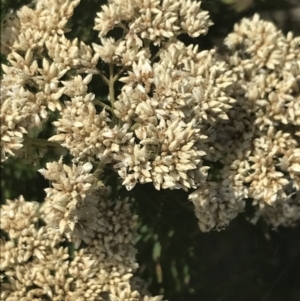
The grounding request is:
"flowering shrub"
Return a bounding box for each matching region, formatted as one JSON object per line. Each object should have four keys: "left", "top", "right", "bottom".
{"left": 0, "top": 0, "right": 299, "bottom": 300}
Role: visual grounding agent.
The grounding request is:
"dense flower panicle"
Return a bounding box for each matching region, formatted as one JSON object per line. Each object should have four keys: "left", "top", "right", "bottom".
{"left": 156, "top": 42, "right": 236, "bottom": 123}
{"left": 0, "top": 197, "right": 163, "bottom": 301}
{"left": 0, "top": 196, "right": 39, "bottom": 239}
{"left": 225, "top": 13, "right": 300, "bottom": 128}
{"left": 112, "top": 40, "right": 236, "bottom": 191}
{"left": 221, "top": 13, "right": 300, "bottom": 227}
{"left": 254, "top": 190, "right": 300, "bottom": 228}
{"left": 189, "top": 180, "right": 246, "bottom": 232}
{"left": 0, "top": 13, "right": 21, "bottom": 55}
{"left": 225, "top": 14, "right": 285, "bottom": 70}
{"left": 1, "top": 3, "right": 300, "bottom": 293}
{"left": 245, "top": 129, "right": 300, "bottom": 206}
{"left": 2, "top": 0, "right": 80, "bottom": 54}
{"left": 38, "top": 157, "right": 97, "bottom": 234}
{"left": 46, "top": 35, "right": 100, "bottom": 73}
{"left": 3, "top": 2, "right": 300, "bottom": 300}
{"left": 113, "top": 120, "right": 209, "bottom": 191}
{"left": 94, "top": 0, "right": 213, "bottom": 45}
{"left": 52, "top": 34, "right": 236, "bottom": 192}
{"left": 49, "top": 93, "right": 134, "bottom": 161}
{"left": 0, "top": 0, "right": 84, "bottom": 162}
{"left": 92, "top": 38, "right": 151, "bottom": 66}
{"left": 17, "top": 0, "right": 80, "bottom": 36}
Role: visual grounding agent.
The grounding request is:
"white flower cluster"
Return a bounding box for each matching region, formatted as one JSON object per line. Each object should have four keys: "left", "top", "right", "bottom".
{"left": 222, "top": 14, "right": 300, "bottom": 228}
{"left": 94, "top": 0, "right": 212, "bottom": 45}
{"left": 0, "top": 196, "right": 162, "bottom": 301}
{"left": 38, "top": 157, "right": 97, "bottom": 235}
{"left": 0, "top": 0, "right": 98, "bottom": 162}
{"left": 1, "top": 1, "right": 300, "bottom": 297}
{"left": 49, "top": 1, "right": 228, "bottom": 194}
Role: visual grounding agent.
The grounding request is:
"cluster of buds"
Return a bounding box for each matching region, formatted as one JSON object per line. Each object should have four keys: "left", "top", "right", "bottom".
{"left": 1, "top": 0, "right": 300, "bottom": 299}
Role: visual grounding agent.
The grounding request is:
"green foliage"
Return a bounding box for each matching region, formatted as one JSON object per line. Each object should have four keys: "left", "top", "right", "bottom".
{"left": 0, "top": 157, "right": 47, "bottom": 204}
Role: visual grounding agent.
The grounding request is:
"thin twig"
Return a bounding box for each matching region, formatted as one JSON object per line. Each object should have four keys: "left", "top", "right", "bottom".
{"left": 93, "top": 99, "right": 114, "bottom": 113}
{"left": 113, "top": 66, "right": 127, "bottom": 82}
{"left": 118, "top": 22, "right": 129, "bottom": 34}
{"left": 109, "top": 63, "right": 115, "bottom": 106}
{"left": 98, "top": 69, "right": 109, "bottom": 85}
{"left": 25, "top": 136, "right": 65, "bottom": 149}
{"left": 151, "top": 49, "right": 162, "bottom": 63}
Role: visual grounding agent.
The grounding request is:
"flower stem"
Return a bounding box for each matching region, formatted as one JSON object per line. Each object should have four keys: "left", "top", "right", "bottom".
{"left": 93, "top": 99, "right": 114, "bottom": 113}
{"left": 113, "top": 66, "right": 127, "bottom": 82}
{"left": 25, "top": 136, "right": 64, "bottom": 149}
{"left": 109, "top": 63, "right": 115, "bottom": 106}
{"left": 98, "top": 69, "right": 109, "bottom": 85}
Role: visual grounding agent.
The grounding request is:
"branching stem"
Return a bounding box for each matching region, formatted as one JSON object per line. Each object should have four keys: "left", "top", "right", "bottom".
{"left": 24, "top": 137, "right": 67, "bottom": 153}
{"left": 93, "top": 99, "right": 114, "bottom": 113}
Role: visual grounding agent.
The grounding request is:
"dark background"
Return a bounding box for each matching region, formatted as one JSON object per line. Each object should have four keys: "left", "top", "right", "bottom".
{"left": 1, "top": 0, "right": 300, "bottom": 300}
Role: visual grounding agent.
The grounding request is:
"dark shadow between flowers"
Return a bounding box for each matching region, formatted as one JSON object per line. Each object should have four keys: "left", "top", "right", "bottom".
{"left": 132, "top": 178, "right": 300, "bottom": 301}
